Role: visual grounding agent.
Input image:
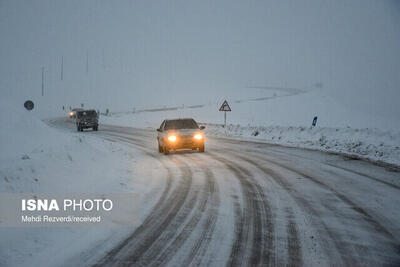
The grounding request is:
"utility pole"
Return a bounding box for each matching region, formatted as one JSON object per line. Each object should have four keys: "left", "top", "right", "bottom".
{"left": 41, "top": 66, "right": 44, "bottom": 96}
{"left": 61, "top": 56, "right": 63, "bottom": 81}
{"left": 86, "top": 51, "right": 89, "bottom": 74}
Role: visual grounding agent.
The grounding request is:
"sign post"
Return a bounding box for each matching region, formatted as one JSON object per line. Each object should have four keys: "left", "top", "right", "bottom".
{"left": 224, "top": 111, "right": 226, "bottom": 127}
{"left": 311, "top": 116, "right": 318, "bottom": 128}
{"left": 219, "top": 100, "right": 231, "bottom": 128}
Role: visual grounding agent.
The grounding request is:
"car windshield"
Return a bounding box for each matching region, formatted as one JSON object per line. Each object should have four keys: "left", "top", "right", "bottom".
{"left": 164, "top": 119, "right": 198, "bottom": 130}
{"left": 77, "top": 110, "right": 97, "bottom": 118}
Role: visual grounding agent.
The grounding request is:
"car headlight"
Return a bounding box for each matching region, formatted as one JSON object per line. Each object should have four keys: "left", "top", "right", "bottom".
{"left": 194, "top": 133, "right": 203, "bottom": 140}
{"left": 168, "top": 135, "right": 177, "bottom": 142}
{"left": 69, "top": 112, "right": 73, "bottom": 116}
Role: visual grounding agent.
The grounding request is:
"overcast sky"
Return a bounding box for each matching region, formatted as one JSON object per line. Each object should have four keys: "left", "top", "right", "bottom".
{"left": 0, "top": 0, "right": 399, "bottom": 117}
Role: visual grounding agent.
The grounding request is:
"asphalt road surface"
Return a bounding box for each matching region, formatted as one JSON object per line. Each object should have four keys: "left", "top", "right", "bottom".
{"left": 51, "top": 119, "right": 400, "bottom": 267}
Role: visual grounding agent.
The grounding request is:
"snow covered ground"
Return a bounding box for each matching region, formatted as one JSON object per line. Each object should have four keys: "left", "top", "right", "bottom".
{"left": 1, "top": 94, "right": 399, "bottom": 266}
{"left": 0, "top": 99, "right": 167, "bottom": 266}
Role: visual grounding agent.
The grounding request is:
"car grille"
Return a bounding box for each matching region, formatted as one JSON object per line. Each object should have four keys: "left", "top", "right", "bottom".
{"left": 180, "top": 135, "right": 193, "bottom": 143}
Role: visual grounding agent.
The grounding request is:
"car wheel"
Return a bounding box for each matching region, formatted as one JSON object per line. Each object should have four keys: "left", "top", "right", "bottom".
{"left": 163, "top": 146, "right": 169, "bottom": 155}
{"left": 199, "top": 144, "right": 205, "bottom": 153}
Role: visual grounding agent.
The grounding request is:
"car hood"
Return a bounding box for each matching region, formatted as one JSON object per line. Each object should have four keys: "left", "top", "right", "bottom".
{"left": 165, "top": 129, "right": 201, "bottom": 136}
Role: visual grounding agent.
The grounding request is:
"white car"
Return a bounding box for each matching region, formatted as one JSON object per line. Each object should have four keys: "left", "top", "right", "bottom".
{"left": 157, "top": 118, "right": 206, "bottom": 155}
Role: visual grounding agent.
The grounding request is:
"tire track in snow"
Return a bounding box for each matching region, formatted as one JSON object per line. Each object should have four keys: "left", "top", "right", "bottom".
{"left": 101, "top": 134, "right": 173, "bottom": 219}
{"left": 95, "top": 132, "right": 223, "bottom": 266}
{"left": 285, "top": 207, "right": 303, "bottom": 267}
{"left": 138, "top": 158, "right": 201, "bottom": 266}
{"left": 94, "top": 134, "right": 195, "bottom": 266}
{"left": 209, "top": 152, "right": 275, "bottom": 266}
{"left": 214, "top": 151, "right": 304, "bottom": 266}
{"left": 256, "top": 151, "right": 397, "bottom": 241}
{"left": 246, "top": 145, "right": 400, "bottom": 191}
{"left": 323, "top": 162, "right": 400, "bottom": 191}
{"left": 234, "top": 150, "right": 400, "bottom": 266}
{"left": 124, "top": 157, "right": 195, "bottom": 266}
{"left": 150, "top": 154, "right": 219, "bottom": 266}
{"left": 180, "top": 154, "right": 220, "bottom": 267}
{"left": 225, "top": 152, "right": 344, "bottom": 266}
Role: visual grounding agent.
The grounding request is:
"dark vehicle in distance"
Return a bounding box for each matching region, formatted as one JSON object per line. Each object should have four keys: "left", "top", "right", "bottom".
{"left": 76, "top": 110, "right": 98, "bottom": 131}
{"left": 69, "top": 108, "right": 84, "bottom": 118}
{"left": 157, "top": 118, "right": 205, "bottom": 155}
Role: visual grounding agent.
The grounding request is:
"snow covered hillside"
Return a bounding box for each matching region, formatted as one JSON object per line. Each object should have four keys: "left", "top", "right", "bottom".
{"left": 102, "top": 87, "right": 399, "bottom": 131}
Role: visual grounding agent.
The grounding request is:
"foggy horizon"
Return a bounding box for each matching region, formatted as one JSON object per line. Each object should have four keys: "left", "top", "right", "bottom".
{"left": 1, "top": 2, "right": 400, "bottom": 266}
{"left": 1, "top": 0, "right": 399, "bottom": 120}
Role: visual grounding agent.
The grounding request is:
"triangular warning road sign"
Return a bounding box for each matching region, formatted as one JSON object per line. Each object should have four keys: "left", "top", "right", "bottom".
{"left": 219, "top": 100, "right": 231, "bottom": 111}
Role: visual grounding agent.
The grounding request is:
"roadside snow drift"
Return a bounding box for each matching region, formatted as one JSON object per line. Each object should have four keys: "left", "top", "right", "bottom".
{"left": 0, "top": 101, "right": 166, "bottom": 267}
{"left": 0, "top": 99, "right": 62, "bottom": 161}
{"left": 205, "top": 124, "right": 400, "bottom": 167}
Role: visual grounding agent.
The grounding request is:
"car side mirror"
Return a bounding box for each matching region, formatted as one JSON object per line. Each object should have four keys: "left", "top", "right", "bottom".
{"left": 157, "top": 128, "right": 162, "bottom": 132}
{"left": 199, "top": 126, "right": 206, "bottom": 130}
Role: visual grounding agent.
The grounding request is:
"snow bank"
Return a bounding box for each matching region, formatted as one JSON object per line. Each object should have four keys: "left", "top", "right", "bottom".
{"left": 0, "top": 99, "right": 64, "bottom": 161}
{"left": 205, "top": 123, "right": 400, "bottom": 167}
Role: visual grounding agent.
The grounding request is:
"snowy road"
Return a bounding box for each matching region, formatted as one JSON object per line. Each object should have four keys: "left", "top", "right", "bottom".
{"left": 51, "top": 119, "right": 400, "bottom": 266}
